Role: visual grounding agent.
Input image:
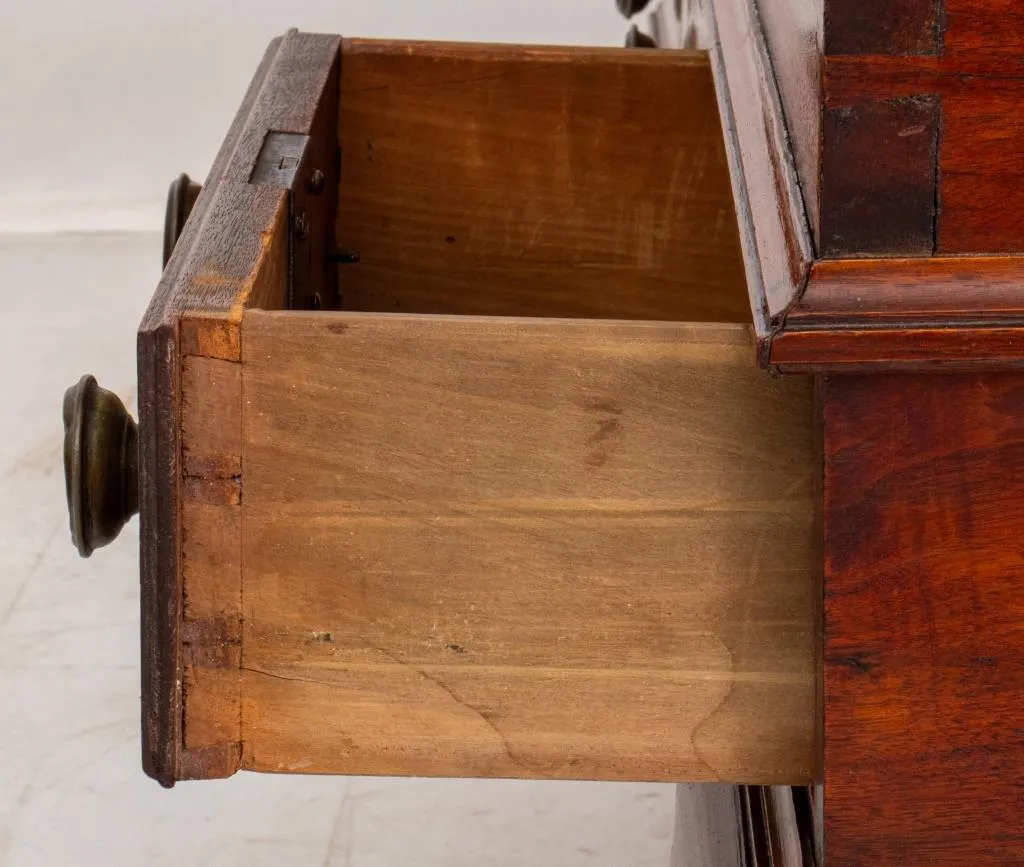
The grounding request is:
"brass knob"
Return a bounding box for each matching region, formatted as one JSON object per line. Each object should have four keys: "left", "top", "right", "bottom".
{"left": 625, "top": 24, "right": 658, "bottom": 48}
{"left": 163, "top": 172, "right": 202, "bottom": 268}
{"left": 617, "top": 0, "right": 652, "bottom": 16}
{"left": 63, "top": 375, "right": 139, "bottom": 557}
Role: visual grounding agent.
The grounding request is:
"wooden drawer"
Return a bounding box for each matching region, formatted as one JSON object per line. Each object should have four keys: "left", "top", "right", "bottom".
{"left": 66, "top": 33, "right": 820, "bottom": 789}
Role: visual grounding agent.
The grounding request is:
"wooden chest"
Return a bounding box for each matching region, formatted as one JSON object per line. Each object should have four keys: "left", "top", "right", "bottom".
{"left": 62, "top": 13, "right": 1024, "bottom": 865}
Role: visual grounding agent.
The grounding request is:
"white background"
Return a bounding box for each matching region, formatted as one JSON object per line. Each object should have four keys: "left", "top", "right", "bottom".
{"left": 0, "top": 0, "right": 625, "bottom": 233}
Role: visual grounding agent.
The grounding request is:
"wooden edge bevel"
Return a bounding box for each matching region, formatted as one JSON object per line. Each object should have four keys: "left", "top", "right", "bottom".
{"left": 771, "top": 255, "right": 1024, "bottom": 372}
{"left": 684, "top": 0, "right": 814, "bottom": 358}
{"left": 340, "top": 36, "right": 713, "bottom": 64}
{"left": 137, "top": 30, "right": 342, "bottom": 786}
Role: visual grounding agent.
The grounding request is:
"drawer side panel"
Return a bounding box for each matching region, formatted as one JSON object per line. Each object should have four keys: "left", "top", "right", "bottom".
{"left": 237, "top": 310, "right": 820, "bottom": 784}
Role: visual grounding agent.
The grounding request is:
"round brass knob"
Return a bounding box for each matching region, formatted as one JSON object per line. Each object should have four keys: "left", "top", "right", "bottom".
{"left": 63, "top": 375, "right": 139, "bottom": 557}
{"left": 163, "top": 172, "right": 202, "bottom": 268}
{"left": 625, "top": 24, "right": 658, "bottom": 48}
{"left": 617, "top": 0, "right": 652, "bottom": 16}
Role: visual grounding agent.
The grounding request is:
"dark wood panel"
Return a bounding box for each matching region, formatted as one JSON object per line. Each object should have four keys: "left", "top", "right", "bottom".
{"left": 768, "top": 256, "right": 1024, "bottom": 371}
{"left": 824, "top": 55, "right": 1024, "bottom": 106}
{"left": 726, "top": 0, "right": 1024, "bottom": 258}
{"left": 789, "top": 257, "right": 1024, "bottom": 323}
{"left": 945, "top": 0, "right": 1024, "bottom": 66}
{"left": 820, "top": 97, "right": 938, "bottom": 257}
{"left": 143, "top": 34, "right": 339, "bottom": 329}
{"left": 941, "top": 87, "right": 1024, "bottom": 176}
{"left": 820, "top": 58, "right": 1024, "bottom": 255}
{"left": 825, "top": 0, "right": 941, "bottom": 55}
{"left": 701, "top": 0, "right": 1024, "bottom": 266}
{"left": 823, "top": 374, "right": 1024, "bottom": 863}
{"left": 707, "top": 0, "right": 1024, "bottom": 271}
{"left": 818, "top": 0, "right": 1024, "bottom": 255}
{"left": 940, "top": 86, "right": 1024, "bottom": 253}
{"left": 771, "top": 326, "right": 1024, "bottom": 372}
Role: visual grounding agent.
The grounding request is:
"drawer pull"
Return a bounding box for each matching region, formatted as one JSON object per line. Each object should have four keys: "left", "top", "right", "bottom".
{"left": 62, "top": 375, "right": 139, "bottom": 557}
{"left": 616, "top": 0, "right": 653, "bottom": 16}
{"left": 625, "top": 24, "right": 658, "bottom": 48}
{"left": 162, "top": 172, "right": 202, "bottom": 268}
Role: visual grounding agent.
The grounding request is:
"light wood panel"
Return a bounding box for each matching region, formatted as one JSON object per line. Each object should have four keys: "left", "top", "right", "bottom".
{"left": 335, "top": 40, "right": 750, "bottom": 324}
{"left": 179, "top": 356, "right": 244, "bottom": 780}
{"left": 236, "top": 310, "right": 819, "bottom": 784}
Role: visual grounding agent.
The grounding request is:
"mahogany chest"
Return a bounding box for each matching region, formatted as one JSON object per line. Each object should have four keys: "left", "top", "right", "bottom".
{"left": 63, "top": 7, "right": 1024, "bottom": 863}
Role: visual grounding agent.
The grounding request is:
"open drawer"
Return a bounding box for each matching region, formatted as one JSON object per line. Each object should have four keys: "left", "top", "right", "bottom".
{"left": 63, "top": 33, "right": 820, "bottom": 788}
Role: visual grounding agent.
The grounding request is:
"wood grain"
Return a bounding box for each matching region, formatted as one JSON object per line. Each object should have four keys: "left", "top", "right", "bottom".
{"left": 789, "top": 256, "right": 1024, "bottom": 323}
{"left": 181, "top": 357, "right": 242, "bottom": 478}
{"left": 142, "top": 31, "right": 340, "bottom": 342}
{"left": 171, "top": 177, "right": 291, "bottom": 363}
{"left": 757, "top": 0, "right": 823, "bottom": 242}
{"left": 945, "top": 0, "right": 1024, "bottom": 68}
{"left": 822, "top": 0, "right": 1024, "bottom": 256}
{"left": 825, "top": 0, "right": 941, "bottom": 55}
{"left": 685, "top": 1, "right": 1024, "bottom": 370}
{"left": 772, "top": 325, "right": 1024, "bottom": 373}
{"left": 710, "top": 0, "right": 949, "bottom": 258}
{"left": 818, "top": 0, "right": 941, "bottom": 260}
{"left": 768, "top": 256, "right": 1024, "bottom": 372}
{"left": 238, "top": 310, "right": 820, "bottom": 784}
{"left": 822, "top": 59, "right": 1024, "bottom": 255}
{"left": 180, "top": 357, "right": 243, "bottom": 778}
{"left": 335, "top": 40, "right": 750, "bottom": 324}
{"left": 820, "top": 97, "right": 938, "bottom": 257}
{"left": 707, "top": 1, "right": 1024, "bottom": 368}
{"left": 940, "top": 84, "right": 1024, "bottom": 254}
{"left": 137, "top": 30, "right": 340, "bottom": 786}
{"left": 706, "top": 0, "right": 1024, "bottom": 259}
{"left": 822, "top": 55, "right": 1024, "bottom": 106}
{"left": 137, "top": 34, "right": 282, "bottom": 786}
{"left": 824, "top": 373, "right": 1024, "bottom": 863}
{"left": 686, "top": 0, "right": 813, "bottom": 337}
{"left": 938, "top": 0, "right": 1024, "bottom": 253}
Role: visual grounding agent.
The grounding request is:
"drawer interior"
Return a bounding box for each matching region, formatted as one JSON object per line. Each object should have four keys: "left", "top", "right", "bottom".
{"left": 330, "top": 40, "right": 751, "bottom": 326}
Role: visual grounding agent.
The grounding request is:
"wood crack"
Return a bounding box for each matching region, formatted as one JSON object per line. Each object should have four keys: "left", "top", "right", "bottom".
{"left": 359, "top": 641, "right": 525, "bottom": 771}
